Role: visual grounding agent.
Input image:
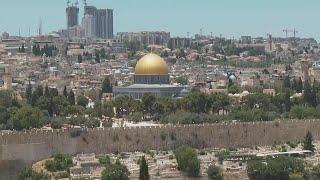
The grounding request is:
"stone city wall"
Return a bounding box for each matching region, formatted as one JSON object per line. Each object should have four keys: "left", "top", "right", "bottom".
{"left": 1, "top": 119, "right": 320, "bottom": 178}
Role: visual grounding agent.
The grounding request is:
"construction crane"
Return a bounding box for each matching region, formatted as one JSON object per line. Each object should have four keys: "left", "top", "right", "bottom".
{"left": 267, "top": 33, "right": 272, "bottom": 51}
{"left": 200, "top": 28, "right": 203, "bottom": 36}
{"left": 283, "top": 28, "right": 298, "bottom": 38}
{"left": 83, "top": 0, "right": 87, "bottom": 6}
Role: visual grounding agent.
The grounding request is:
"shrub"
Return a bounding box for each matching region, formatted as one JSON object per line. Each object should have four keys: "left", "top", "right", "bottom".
{"left": 168, "top": 154, "right": 174, "bottom": 160}
{"left": 101, "top": 160, "right": 130, "bottom": 180}
{"left": 312, "top": 164, "right": 320, "bottom": 178}
{"left": 84, "top": 118, "right": 100, "bottom": 128}
{"left": 199, "top": 150, "right": 206, "bottom": 155}
{"left": 215, "top": 149, "right": 230, "bottom": 165}
{"left": 103, "top": 120, "right": 113, "bottom": 127}
{"left": 51, "top": 118, "right": 63, "bottom": 129}
{"left": 45, "top": 153, "right": 73, "bottom": 172}
{"left": 174, "top": 145, "right": 200, "bottom": 177}
{"left": 55, "top": 171, "right": 70, "bottom": 179}
{"left": 247, "top": 157, "right": 306, "bottom": 180}
{"left": 18, "top": 168, "right": 47, "bottom": 180}
{"left": 99, "top": 155, "right": 111, "bottom": 166}
{"left": 207, "top": 165, "right": 223, "bottom": 180}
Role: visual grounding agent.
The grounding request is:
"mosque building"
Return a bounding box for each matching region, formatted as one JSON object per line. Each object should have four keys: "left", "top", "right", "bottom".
{"left": 113, "top": 53, "right": 187, "bottom": 99}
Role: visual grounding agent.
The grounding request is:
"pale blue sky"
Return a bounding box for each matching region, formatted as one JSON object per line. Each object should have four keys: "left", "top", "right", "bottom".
{"left": 0, "top": 0, "right": 319, "bottom": 39}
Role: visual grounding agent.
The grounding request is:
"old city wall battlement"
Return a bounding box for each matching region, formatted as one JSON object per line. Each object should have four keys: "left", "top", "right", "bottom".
{"left": 1, "top": 119, "right": 320, "bottom": 169}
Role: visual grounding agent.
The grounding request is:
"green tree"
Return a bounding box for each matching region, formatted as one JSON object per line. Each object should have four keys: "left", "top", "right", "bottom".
{"left": 44, "top": 85, "right": 49, "bottom": 97}
{"left": 68, "top": 90, "right": 75, "bottom": 105}
{"left": 183, "top": 91, "right": 212, "bottom": 113}
{"left": 18, "top": 167, "right": 47, "bottom": 180}
{"left": 247, "top": 157, "right": 306, "bottom": 180}
{"left": 84, "top": 118, "right": 100, "bottom": 128}
{"left": 289, "top": 105, "right": 318, "bottom": 119}
{"left": 45, "top": 153, "right": 73, "bottom": 172}
{"left": 77, "top": 95, "right": 89, "bottom": 108}
{"left": 283, "top": 75, "right": 291, "bottom": 89}
{"left": 312, "top": 164, "right": 320, "bottom": 178}
{"left": 52, "top": 95, "right": 69, "bottom": 116}
{"left": 64, "top": 105, "right": 85, "bottom": 116}
{"left": 100, "top": 48, "right": 107, "bottom": 58}
{"left": 51, "top": 117, "right": 63, "bottom": 129}
{"left": 95, "top": 51, "right": 101, "bottom": 63}
{"left": 63, "top": 86, "right": 68, "bottom": 97}
{"left": 176, "top": 76, "right": 188, "bottom": 85}
{"left": 174, "top": 145, "right": 200, "bottom": 177}
{"left": 77, "top": 54, "right": 83, "bottom": 63}
{"left": 297, "top": 77, "right": 303, "bottom": 93}
{"left": 0, "top": 90, "right": 14, "bottom": 108}
{"left": 26, "top": 81, "right": 33, "bottom": 104}
{"left": 303, "top": 131, "right": 315, "bottom": 152}
{"left": 35, "top": 85, "right": 44, "bottom": 97}
{"left": 102, "top": 77, "right": 113, "bottom": 93}
{"left": 207, "top": 165, "right": 223, "bottom": 180}
{"left": 21, "top": 44, "right": 25, "bottom": 52}
{"left": 303, "top": 80, "right": 317, "bottom": 107}
{"left": 8, "top": 106, "right": 44, "bottom": 130}
{"left": 139, "top": 156, "right": 149, "bottom": 180}
{"left": 113, "top": 95, "right": 137, "bottom": 117}
{"left": 141, "top": 93, "right": 156, "bottom": 115}
{"left": 99, "top": 155, "right": 111, "bottom": 166}
{"left": 103, "top": 102, "right": 115, "bottom": 118}
{"left": 101, "top": 160, "right": 130, "bottom": 180}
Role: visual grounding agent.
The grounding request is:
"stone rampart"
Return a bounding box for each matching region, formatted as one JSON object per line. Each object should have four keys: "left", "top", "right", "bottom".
{"left": 1, "top": 119, "right": 320, "bottom": 179}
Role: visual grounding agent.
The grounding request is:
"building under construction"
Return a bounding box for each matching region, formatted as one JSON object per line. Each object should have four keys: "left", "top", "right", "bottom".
{"left": 66, "top": 5, "right": 79, "bottom": 28}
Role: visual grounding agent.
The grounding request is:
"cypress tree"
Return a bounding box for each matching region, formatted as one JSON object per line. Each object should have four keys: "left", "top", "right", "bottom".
{"left": 35, "top": 85, "right": 43, "bottom": 97}
{"left": 292, "top": 78, "right": 297, "bottom": 91}
{"left": 63, "top": 86, "right": 68, "bottom": 98}
{"left": 44, "top": 85, "right": 49, "bottom": 97}
{"left": 26, "top": 81, "right": 32, "bottom": 104}
{"left": 68, "top": 90, "right": 75, "bottom": 105}
{"left": 303, "top": 80, "right": 316, "bottom": 107}
{"left": 283, "top": 75, "right": 291, "bottom": 89}
{"left": 284, "top": 90, "right": 291, "bottom": 112}
{"left": 102, "top": 77, "right": 113, "bottom": 93}
{"left": 139, "top": 156, "right": 149, "bottom": 180}
{"left": 21, "top": 44, "right": 25, "bottom": 52}
{"left": 303, "top": 131, "right": 315, "bottom": 152}
{"left": 297, "top": 77, "right": 303, "bottom": 93}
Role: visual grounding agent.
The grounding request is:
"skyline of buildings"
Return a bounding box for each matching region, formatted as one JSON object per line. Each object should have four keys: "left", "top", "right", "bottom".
{"left": 66, "top": 3, "right": 114, "bottom": 39}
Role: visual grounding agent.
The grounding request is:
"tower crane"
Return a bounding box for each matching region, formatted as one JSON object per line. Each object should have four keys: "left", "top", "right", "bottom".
{"left": 283, "top": 28, "right": 298, "bottom": 39}
{"left": 83, "top": 0, "right": 87, "bottom": 6}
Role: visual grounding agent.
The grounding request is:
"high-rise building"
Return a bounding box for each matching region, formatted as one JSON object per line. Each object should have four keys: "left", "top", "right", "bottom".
{"left": 83, "top": 5, "right": 113, "bottom": 39}
{"left": 117, "top": 31, "right": 170, "bottom": 46}
{"left": 82, "top": 14, "right": 95, "bottom": 37}
{"left": 66, "top": 6, "right": 79, "bottom": 28}
{"left": 97, "top": 9, "right": 107, "bottom": 38}
{"left": 106, "top": 9, "right": 114, "bottom": 39}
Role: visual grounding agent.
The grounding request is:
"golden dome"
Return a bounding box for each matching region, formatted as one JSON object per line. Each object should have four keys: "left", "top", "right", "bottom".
{"left": 135, "top": 53, "right": 169, "bottom": 75}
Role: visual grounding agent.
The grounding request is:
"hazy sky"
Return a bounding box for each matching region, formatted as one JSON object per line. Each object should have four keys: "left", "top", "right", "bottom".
{"left": 0, "top": 0, "right": 319, "bottom": 39}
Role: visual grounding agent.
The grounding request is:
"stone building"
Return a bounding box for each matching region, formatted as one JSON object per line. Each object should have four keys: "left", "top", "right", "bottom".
{"left": 113, "top": 53, "right": 186, "bottom": 99}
